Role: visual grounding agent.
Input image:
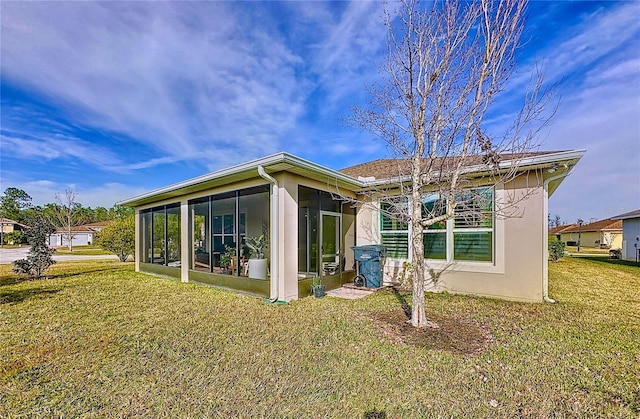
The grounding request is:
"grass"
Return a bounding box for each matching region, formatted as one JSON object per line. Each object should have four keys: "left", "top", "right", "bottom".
{"left": 564, "top": 245, "right": 611, "bottom": 255}
{"left": 53, "top": 245, "right": 113, "bottom": 256}
{"left": 1, "top": 258, "right": 639, "bottom": 417}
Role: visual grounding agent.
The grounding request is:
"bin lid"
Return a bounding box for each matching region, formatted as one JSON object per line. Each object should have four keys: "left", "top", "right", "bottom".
{"left": 351, "top": 245, "right": 387, "bottom": 250}
{"left": 351, "top": 245, "right": 387, "bottom": 257}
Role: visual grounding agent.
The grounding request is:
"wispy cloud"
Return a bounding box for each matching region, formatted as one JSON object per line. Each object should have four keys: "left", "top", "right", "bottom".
{"left": 537, "top": 2, "right": 640, "bottom": 221}
{"left": 515, "top": 2, "right": 640, "bottom": 88}
{"left": 0, "top": 132, "right": 123, "bottom": 170}
{"left": 1, "top": 2, "right": 308, "bottom": 168}
{"left": 312, "top": 1, "right": 386, "bottom": 92}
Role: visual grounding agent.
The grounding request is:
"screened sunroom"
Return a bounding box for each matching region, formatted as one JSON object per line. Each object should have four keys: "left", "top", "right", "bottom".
{"left": 123, "top": 153, "right": 363, "bottom": 301}
{"left": 187, "top": 185, "right": 272, "bottom": 295}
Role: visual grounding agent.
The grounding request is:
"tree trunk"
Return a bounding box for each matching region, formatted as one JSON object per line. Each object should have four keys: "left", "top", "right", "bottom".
{"left": 67, "top": 228, "right": 73, "bottom": 252}
{"left": 410, "top": 164, "right": 428, "bottom": 327}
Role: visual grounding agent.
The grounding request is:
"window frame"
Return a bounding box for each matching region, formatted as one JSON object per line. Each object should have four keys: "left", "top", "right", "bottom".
{"left": 188, "top": 185, "right": 269, "bottom": 277}
{"left": 380, "top": 200, "right": 409, "bottom": 259}
{"left": 378, "top": 187, "right": 495, "bottom": 263}
{"left": 140, "top": 203, "right": 181, "bottom": 267}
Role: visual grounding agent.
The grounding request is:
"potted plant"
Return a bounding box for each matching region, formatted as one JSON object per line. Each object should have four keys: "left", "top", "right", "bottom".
{"left": 311, "top": 276, "right": 325, "bottom": 298}
{"left": 219, "top": 245, "right": 235, "bottom": 274}
{"left": 245, "top": 234, "right": 268, "bottom": 280}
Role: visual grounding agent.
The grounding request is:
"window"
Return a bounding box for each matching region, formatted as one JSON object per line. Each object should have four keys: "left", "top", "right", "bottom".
{"left": 298, "top": 186, "right": 347, "bottom": 276}
{"left": 141, "top": 211, "right": 153, "bottom": 263}
{"left": 380, "top": 200, "right": 409, "bottom": 259}
{"left": 378, "top": 187, "right": 494, "bottom": 262}
{"left": 422, "top": 193, "right": 446, "bottom": 260}
{"left": 453, "top": 188, "right": 493, "bottom": 261}
{"left": 191, "top": 198, "right": 211, "bottom": 271}
{"left": 152, "top": 211, "right": 165, "bottom": 264}
{"left": 140, "top": 203, "right": 181, "bottom": 267}
{"left": 166, "top": 205, "right": 181, "bottom": 265}
{"left": 188, "top": 186, "right": 269, "bottom": 277}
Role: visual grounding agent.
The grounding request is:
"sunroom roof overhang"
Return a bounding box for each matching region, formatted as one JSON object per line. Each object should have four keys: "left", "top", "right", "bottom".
{"left": 117, "top": 152, "right": 364, "bottom": 207}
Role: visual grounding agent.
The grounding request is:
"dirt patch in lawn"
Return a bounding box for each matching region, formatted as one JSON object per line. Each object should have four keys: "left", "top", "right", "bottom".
{"left": 370, "top": 309, "right": 493, "bottom": 356}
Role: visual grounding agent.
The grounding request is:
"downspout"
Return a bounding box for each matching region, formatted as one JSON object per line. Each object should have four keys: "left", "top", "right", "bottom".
{"left": 543, "top": 166, "right": 576, "bottom": 303}
{"left": 258, "top": 165, "right": 280, "bottom": 303}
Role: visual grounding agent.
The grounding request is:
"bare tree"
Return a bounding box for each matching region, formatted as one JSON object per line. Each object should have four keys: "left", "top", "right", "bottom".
{"left": 352, "top": 0, "right": 554, "bottom": 328}
{"left": 51, "top": 189, "right": 85, "bottom": 252}
{"left": 554, "top": 214, "right": 562, "bottom": 228}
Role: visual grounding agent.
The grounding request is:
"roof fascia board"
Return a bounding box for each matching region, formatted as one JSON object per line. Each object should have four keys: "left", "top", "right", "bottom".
{"left": 277, "top": 153, "right": 364, "bottom": 189}
{"left": 612, "top": 211, "right": 640, "bottom": 220}
{"left": 118, "top": 152, "right": 364, "bottom": 207}
{"left": 360, "top": 150, "right": 586, "bottom": 189}
{"left": 118, "top": 149, "right": 585, "bottom": 206}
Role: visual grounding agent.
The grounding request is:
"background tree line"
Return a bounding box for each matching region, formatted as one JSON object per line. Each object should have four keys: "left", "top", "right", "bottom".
{"left": 3, "top": 187, "right": 135, "bottom": 277}
{"left": 1, "top": 187, "right": 132, "bottom": 228}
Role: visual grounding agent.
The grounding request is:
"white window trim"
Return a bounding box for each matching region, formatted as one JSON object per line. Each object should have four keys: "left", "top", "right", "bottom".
{"left": 379, "top": 188, "right": 506, "bottom": 274}
{"left": 379, "top": 201, "right": 410, "bottom": 261}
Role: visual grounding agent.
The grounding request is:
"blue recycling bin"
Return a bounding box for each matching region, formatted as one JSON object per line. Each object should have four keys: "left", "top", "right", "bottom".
{"left": 351, "top": 245, "right": 387, "bottom": 288}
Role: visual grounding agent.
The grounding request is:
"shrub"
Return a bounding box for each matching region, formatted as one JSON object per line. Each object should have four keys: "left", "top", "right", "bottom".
{"left": 12, "top": 217, "right": 56, "bottom": 279}
{"left": 96, "top": 215, "right": 134, "bottom": 262}
{"left": 549, "top": 239, "right": 565, "bottom": 262}
{"left": 1, "top": 230, "right": 25, "bottom": 245}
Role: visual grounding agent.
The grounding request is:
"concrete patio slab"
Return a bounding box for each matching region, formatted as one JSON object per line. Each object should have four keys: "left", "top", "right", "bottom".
{"left": 325, "top": 287, "right": 374, "bottom": 299}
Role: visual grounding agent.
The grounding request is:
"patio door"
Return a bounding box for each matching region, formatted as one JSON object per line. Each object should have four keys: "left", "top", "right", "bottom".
{"left": 320, "top": 211, "right": 341, "bottom": 277}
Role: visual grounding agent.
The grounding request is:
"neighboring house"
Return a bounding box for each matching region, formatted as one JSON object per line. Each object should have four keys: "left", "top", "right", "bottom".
{"left": 558, "top": 218, "right": 623, "bottom": 249}
{"left": 0, "top": 217, "right": 29, "bottom": 244}
{"left": 118, "top": 150, "right": 585, "bottom": 303}
{"left": 612, "top": 209, "right": 640, "bottom": 262}
{"left": 0, "top": 217, "right": 29, "bottom": 234}
{"left": 548, "top": 224, "right": 575, "bottom": 241}
{"left": 47, "top": 221, "right": 109, "bottom": 247}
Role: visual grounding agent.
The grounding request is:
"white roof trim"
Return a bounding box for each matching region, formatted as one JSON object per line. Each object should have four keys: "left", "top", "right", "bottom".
{"left": 611, "top": 210, "right": 640, "bottom": 220}
{"left": 118, "top": 149, "right": 585, "bottom": 207}
{"left": 117, "top": 152, "right": 362, "bottom": 206}
{"left": 360, "top": 149, "right": 586, "bottom": 187}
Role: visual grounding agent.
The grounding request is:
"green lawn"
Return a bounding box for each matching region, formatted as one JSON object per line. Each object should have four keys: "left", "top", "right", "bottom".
{"left": 564, "top": 245, "right": 611, "bottom": 255}
{"left": 1, "top": 258, "right": 638, "bottom": 417}
{"left": 53, "top": 245, "right": 113, "bottom": 256}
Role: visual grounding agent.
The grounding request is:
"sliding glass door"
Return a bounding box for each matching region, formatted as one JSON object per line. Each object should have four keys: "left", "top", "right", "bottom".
{"left": 320, "top": 211, "right": 341, "bottom": 277}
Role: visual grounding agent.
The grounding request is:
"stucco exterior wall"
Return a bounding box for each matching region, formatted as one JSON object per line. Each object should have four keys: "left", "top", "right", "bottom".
{"left": 356, "top": 175, "right": 548, "bottom": 302}
{"left": 47, "top": 232, "right": 94, "bottom": 247}
{"left": 277, "top": 172, "right": 300, "bottom": 301}
{"left": 608, "top": 232, "right": 623, "bottom": 249}
{"left": 122, "top": 150, "right": 584, "bottom": 303}
{"left": 443, "top": 185, "right": 544, "bottom": 302}
{"left": 621, "top": 218, "right": 640, "bottom": 261}
{"left": 1, "top": 224, "right": 16, "bottom": 233}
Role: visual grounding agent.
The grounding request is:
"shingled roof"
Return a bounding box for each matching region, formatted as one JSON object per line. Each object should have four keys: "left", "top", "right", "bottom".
{"left": 0, "top": 218, "right": 29, "bottom": 230}
{"left": 52, "top": 221, "right": 110, "bottom": 234}
{"left": 339, "top": 151, "right": 559, "bottom": 180}
{"left": 612, "top": 209, "right": 640, "bottom": 220}
{"left": 559, "top": 219, "right": 622, "bottom": 233}
{"left": 548, "top": 224, "right": 576, "bottom": 235}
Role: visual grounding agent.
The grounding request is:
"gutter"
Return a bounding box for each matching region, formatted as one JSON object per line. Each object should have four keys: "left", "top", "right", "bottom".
{"left": 117, "top": 152, "right": 363, "bottom": 208}
{"left": 542, "top": 164, "right": 578, "bottom": 304}
{"left": 359, "top": 149, "right": 587, "bottom": 189}
{"left": 258, "top": 165, "right": 281, "bottom": 303}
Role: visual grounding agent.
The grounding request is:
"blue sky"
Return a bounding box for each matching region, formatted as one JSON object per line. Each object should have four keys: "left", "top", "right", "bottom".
{"left": 1, "top": 1, "right": 638, "bottom": 224}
